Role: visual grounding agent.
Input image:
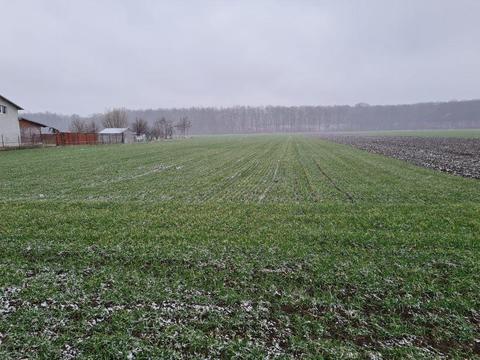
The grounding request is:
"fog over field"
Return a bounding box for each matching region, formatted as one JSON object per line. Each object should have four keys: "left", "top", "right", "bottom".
{"left": 2, "top": 0, "right": 480, "bottom": 133}
{"left": 24, "top": 100, "right": 480, "bottom": 134}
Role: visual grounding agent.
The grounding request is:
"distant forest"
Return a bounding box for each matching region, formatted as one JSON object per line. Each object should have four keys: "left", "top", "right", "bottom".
{"left": 25, "top": 99, "right": 480, "bottom": 134}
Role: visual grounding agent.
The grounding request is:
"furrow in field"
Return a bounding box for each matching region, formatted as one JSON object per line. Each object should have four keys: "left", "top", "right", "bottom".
{"left": 108, "top": 139, "right": 262, "bottom": 202}
{"left": 193, "top": 141, "right": 268, "bottom": 202}
{"left": 226, "top": 138, "right": 282, "bottom": 202}
{"left": 312, "top": 158, "right": 354, "bottom": 202}
{"left": 299, "top": 139, "right": 356, "bottom": 202}
{"left": 204, "top": 137, "right": 284, "bottom": 202}
{"left": 257, "top": 137, "right": 291, "bottom": 203}
{"left": 292, "top": 138, "right": 333, "bottom": 202}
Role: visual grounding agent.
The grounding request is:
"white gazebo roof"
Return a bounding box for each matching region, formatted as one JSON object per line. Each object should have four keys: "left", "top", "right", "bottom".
{"left": 99, "top": 128, "right": 130, "bottom": 134}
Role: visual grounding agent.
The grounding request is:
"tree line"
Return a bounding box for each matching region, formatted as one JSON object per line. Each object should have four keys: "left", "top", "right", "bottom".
{"left": 25, "top": 99, "right": 480, "bottom": 135}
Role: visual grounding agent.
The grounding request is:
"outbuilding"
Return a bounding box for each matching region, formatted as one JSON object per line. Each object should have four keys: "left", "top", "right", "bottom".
{"left": 18, "top": 117, "right": 56, "bottom": 145}
{"left": 98, "top": 128, "right": 135, "bottom": 144}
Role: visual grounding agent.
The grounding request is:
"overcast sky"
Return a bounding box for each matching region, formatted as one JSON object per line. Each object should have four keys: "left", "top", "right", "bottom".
{"left": 2, "top": 0, "right": 480, "bottom": 115}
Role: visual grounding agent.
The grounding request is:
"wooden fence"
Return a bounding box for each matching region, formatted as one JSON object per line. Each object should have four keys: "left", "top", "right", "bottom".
{"left": 55, "top": 133, "right": 98, "bottom": 145}
{"left": 2, "top": 132, "right": 143, "bottom": 149}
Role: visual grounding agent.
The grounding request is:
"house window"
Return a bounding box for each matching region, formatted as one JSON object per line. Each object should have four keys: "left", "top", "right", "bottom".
{"left": 0, "top": 105, "right": 6, "bottom": 114}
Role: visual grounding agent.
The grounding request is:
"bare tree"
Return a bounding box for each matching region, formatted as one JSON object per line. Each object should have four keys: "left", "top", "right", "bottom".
{"left": 175, "top": 117, "right": 191, "bottom": 137}
{"left": 131, "top": 117, "right": 149, "bottom": 135}
{"left": 150, "top": 118, "right": 165, "bottom": 140}
{"left": 102, "top": 108, "right": 128, "bottom": 128}
{"left": 165, "top": 119, "right": 174, "bottom": 139}
{"left": 85, "top": 120, "right": 98, "bottom": 133}
{"left": 149, "top": 117, "right": 174, "bottom": 139}
{"left": 70, "top": 116, "right": 86, "bottom": 133}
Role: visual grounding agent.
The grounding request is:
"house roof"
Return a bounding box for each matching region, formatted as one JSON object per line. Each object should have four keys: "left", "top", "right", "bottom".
{"left": 99, "top": 127, "right": 130, "bottom": 134}
{"left": 19, "top": 117, "right": 48, "bottom": 128}
{"left": 0, "top": 94, "right": 23, "bottom": 110}
{"left": 18, "top": 117, "right": 60, "bottom": 133}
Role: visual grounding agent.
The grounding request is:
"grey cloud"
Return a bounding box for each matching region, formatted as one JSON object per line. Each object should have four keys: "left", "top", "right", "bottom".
{"left": 1, "top": 0, "right": 479, "bottom": 114}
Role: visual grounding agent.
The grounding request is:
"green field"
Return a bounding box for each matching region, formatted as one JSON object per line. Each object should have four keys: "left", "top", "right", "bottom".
{"left": 332, "top": 129, "right": 480, "bottom": 138}
{"left": 1, "top": 135, "right": 479, "bottom": 358}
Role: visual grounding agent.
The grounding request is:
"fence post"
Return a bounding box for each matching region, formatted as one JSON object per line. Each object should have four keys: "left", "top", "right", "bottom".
{"left": 1, "top": 135, "right": 4, "bottom": 148}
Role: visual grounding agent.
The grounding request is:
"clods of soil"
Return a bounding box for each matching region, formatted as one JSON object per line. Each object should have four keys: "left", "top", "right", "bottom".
{"left": 321, "top": 135, "right": 480, "bottom": 179}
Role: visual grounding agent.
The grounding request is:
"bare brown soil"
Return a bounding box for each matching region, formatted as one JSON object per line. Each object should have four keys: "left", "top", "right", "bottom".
{"left": 321, "top": 135, "right": 480, "bottom": 179}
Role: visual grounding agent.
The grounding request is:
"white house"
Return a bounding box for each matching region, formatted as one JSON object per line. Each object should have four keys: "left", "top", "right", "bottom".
{"left": 0, "top": 94, "right": 23, "bottom": 147}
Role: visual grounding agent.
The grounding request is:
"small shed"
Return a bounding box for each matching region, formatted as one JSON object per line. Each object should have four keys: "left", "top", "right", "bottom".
{"left": 98, "top": 128, "right": 135, "bottom": 144}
